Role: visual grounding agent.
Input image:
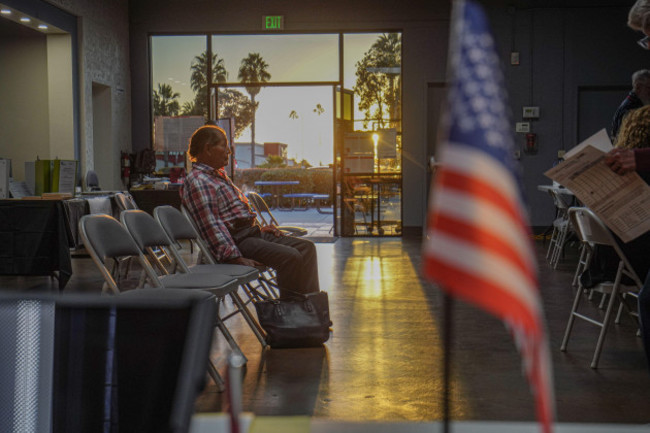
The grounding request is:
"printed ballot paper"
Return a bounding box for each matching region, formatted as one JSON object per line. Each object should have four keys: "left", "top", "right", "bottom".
{"left": 545, "top": 129, "right": 650, "bottom": 243}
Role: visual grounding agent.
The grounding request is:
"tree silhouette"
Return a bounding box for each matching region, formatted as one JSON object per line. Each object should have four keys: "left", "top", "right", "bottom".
{"left": 354, "top": 33, "right": 401, "bottom": 129}
{"left": 190, "top": 51, "right": 227, "bottom": 115}
{"left": 238, "top": 53, "right": 271, "bottom": 167}
{"left": 313, "top": 104, "right": 325, "bottom": 116}
{"left": 188, "top": 51, "right": 254, "bottom": 138}
{"left": 289, "top": 110, "right": 299, "bottom": 120}
{"left": 153, "top": 83, "right": 180, "bottom": 116}
{"left": 181, "top": 100, "right": 202, "bottom": 116}
{"left": 218, "top": 89, "right": 255, "bottom": 139}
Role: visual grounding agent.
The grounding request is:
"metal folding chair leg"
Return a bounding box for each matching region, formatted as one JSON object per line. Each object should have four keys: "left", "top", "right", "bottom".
{"left": 229, "top": 292, "right": 267, "bottom": 348}
{"left": 572, "top": 243, "right": 590, "bottom": 288}
{"left": 206, "top": 360, "right": 226, "bottom": 392}
{"left": 561, "top": 261, "right": 626, "bottom": 369}
{"left": 591, "top": 276, "right": 623, "bottom": 369}
{"left": 551, "top": 222, "right": 569, "bottom": 269}
{"left": 214, "top": 301, "right": 247, "bottom": 363}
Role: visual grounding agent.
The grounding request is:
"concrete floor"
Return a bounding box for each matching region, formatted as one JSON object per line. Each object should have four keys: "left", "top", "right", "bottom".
{"left": 1, "top": 235, "right": 649, "bottom": 425}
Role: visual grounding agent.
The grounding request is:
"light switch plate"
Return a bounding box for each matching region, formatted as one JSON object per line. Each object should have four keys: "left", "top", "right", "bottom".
{"left": 522, "top": 106, "right": 540, "bottom": 119}
{"left": 515, "top": 122, "right": 530, "bottom": 133}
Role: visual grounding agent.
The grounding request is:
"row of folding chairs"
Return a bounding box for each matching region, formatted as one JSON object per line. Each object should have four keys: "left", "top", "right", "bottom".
{"left": 545, "top": 188, "right": 573, "bottom": 269}
{"left": 114, "top": 192, "right": 279, "bottom": 298}
{"left": 79, "top": 204, "right": 279, "bottom": 389}
{"left": 560, "top": 206, "right": 642, "bottom": 368}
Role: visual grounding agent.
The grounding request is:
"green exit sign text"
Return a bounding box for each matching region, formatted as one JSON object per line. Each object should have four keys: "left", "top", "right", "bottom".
{"left": 263, "top": 15, "right": 284, "bottom": 30}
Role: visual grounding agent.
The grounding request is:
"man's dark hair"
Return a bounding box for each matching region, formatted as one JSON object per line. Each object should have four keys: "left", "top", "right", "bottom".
{"left": 187, "top": 125, "right": 227, "bottom": 162}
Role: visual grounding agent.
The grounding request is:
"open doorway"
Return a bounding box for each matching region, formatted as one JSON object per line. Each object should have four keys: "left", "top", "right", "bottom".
{"left": 214, "top": 84, "right": 335, "bottom": 238}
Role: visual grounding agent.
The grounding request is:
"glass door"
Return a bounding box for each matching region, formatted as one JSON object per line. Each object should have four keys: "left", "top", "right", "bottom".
{"left": 335, "top": 32, "right": 402, "bottom": 236}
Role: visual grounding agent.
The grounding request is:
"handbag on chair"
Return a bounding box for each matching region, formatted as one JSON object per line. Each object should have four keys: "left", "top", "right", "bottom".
{"left": 253, "top": 290, "right": 331, "bottom": 348}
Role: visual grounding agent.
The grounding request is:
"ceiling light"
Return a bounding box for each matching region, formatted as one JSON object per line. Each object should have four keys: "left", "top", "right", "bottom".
{"left": 0, "top": 9, "right": 11, "bottom": 14}
{"left": 20, "top": 17, "right": 30, "bottom": 22}
{"left": 38, "top": 24, "right": 48, "bottom": 29}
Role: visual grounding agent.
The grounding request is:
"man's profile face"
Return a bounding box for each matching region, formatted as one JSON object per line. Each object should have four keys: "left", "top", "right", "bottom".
{"left": 200, "top": 130, "right": 231, "bottom": 169}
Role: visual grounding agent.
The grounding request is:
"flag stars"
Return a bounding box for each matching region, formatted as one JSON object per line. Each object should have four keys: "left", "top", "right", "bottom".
{"left": 470, "top": 96, "right": 489, "bottom": 112}
{"left": 486, "top": 131, "right": 505, "bottom": 147}
{"left": 475, "top": 64, "right": 493, "bottom": 80}
{"left": 459, "top": 117, "right": 476, "bottom": 131}
{"left": 483, "top": 81, "right": 498, "bottom": 96}
{"left": 478, "top": 113, "right": 496, "bottom": 128}
{"left": 464, "top": 80, "right": 481, "bottom": 95}
{"left": 468, "top": 47, "right": 486, "bottom": 63}
{"left": 478, "top": 33, "right": 494, "bottom": 48}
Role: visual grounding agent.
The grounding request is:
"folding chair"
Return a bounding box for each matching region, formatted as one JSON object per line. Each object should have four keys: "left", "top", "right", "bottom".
{"left": 112, "top": 191, "right": 169, "bottom": 278}
{"left": 546, "top": 188, "right": 572, "bottom": 269}
{"left": 246, "top": 191, "right": 308, "bottom": 237}
{"left": 120, "top": 209, "right": 268, "bottom": 349}
{"left": 79, "top": 213, "right": 241, "bottom": 390}
{"left": 560, "top": 207, "right": 643, "bottom": 368}
{"left": 156, "top": 205, "right": 280, "bottom": 302}
{"left": 113, "top": 191, "right": 138, "bottom": 212}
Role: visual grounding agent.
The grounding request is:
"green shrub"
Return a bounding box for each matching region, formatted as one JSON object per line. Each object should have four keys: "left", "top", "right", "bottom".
{"left": 234, "top": 167, "right": 333, "bottom": 206}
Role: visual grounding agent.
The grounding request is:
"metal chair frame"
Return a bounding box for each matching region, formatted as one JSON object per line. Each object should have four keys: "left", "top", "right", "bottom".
{"left": 560, "top": 207, "right": 642, "bottom": 368}
{"left": 546, "top": 189, "right": 572, "bottom": 269}
{"left": 80, "top": 213, "right": 240, "bottom": 390}
{"left": 246, "top": 191, "right": 308, "bottom": 237}
{"left": 173, "top": 205, "right": 281, "bottom": 300}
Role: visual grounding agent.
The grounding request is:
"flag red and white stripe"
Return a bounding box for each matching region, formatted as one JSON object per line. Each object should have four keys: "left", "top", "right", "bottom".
{"left": 422, "top": 1, "right": 554, "bottom": 432}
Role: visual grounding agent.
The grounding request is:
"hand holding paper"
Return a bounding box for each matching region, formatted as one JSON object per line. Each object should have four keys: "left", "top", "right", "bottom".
{"left": 545, "top": 129, "right": 650, "bottom": 242}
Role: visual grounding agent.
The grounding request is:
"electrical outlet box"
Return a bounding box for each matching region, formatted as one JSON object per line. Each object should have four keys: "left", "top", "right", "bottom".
{"left": 510, "top": 52, "right": 520, "bottom": 65}
{"left": 515, "top": 122, "right": 530, "bottom": 133}
{"left": 522, "top": 106, "right": 540, "bottom": 119}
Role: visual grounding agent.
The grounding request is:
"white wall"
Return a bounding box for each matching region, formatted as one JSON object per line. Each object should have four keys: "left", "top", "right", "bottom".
{"left": 0, "top": 34, "right": 50, "bottom": 181}
{"left": 47, "top": 33, "right": 74, "bottom": 161}
{"left": 48, "top": 0, "right": 131, "bottom": 190}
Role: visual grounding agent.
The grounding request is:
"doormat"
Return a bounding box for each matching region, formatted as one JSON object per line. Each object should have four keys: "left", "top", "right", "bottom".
{"left": 305, "top": 236, "right": 338, "bottom": 243}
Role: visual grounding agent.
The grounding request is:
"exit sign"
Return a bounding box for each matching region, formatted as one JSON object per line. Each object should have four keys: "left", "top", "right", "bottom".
{"left": 263, "top": 15, "right": 284, "bottom": 30}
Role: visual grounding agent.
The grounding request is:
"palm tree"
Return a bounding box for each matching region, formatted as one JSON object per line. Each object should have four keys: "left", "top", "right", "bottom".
{"left": 354, "top": 33, "right": 401, "bottom": 129}
{"left": 238, "top": 53, "right": 271, "bottom": 167}
{"left": 190, "top": 51, "right": 227, "bottom": 115}
{"left": 153, "top": 83, "right": 180, "bottom": 116}
{"left": 289, "top": 110, "right": 301, "bottom": 160}
{"left": 181, "top": 100, "right": 202, "bottom": 116}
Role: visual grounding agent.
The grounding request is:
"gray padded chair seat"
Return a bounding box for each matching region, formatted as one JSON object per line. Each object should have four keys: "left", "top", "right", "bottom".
{"left": 158, "top": 272, "right": 238, "bottom": 296}
{"left": 187, "top": 264, "right": 260, "bottom": 284}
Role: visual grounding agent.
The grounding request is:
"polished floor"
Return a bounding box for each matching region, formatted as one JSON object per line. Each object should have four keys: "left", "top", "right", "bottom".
{"left": 1, "top": 236, "right": 649, "bottom": 424}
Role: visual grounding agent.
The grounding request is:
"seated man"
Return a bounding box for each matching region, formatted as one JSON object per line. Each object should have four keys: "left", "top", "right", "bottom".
{"left": 180, "top": 125, "right": 319, "bottom": 296}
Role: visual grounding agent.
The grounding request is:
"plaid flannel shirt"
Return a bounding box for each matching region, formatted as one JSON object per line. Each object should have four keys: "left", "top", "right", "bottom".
{"left": 180, "top": 163, "right": 257, "bottom": 261}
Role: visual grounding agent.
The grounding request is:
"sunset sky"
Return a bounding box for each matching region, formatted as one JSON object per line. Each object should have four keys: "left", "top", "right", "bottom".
{"left": 152, "top": 33, "right": 389, "bottom": 165}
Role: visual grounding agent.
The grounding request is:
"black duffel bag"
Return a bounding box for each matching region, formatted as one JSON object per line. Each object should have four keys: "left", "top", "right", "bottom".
{"left": 253, "top": 291, "right": 331, "bottom": 348}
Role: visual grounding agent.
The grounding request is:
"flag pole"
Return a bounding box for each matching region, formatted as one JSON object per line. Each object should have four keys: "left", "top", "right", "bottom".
{"left": 442, "top": 291, "right": 453, "bottom": 433}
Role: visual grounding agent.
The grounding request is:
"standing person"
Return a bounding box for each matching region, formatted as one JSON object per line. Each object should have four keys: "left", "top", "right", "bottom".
{"left": 629, "top": 0, "right": 650, "bottom": 38}
{"left": 607, "top": 0, "right": 650, "bottom": 372}
{"left": 611, "top": 69, "right": 650, "bottom": 140}
{"left": 180, "top": 124, "right": 320, "bottom": 297}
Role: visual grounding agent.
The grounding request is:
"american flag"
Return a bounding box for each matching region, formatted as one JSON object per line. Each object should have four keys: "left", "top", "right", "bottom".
{"left": 422, "top": 1, "right": 555, "bottom": 432}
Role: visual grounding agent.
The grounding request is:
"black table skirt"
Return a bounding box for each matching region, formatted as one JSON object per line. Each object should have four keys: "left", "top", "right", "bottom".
{"left": 0, "top": 200, "right": 73, "bottom": 289}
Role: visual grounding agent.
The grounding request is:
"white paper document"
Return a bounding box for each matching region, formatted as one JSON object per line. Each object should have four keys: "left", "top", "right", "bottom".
{"left": 563, "top": 128, "right": 613, "bottom": 159}
{"left": 545, "top": 142, "right": 650, "bottom": 243}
